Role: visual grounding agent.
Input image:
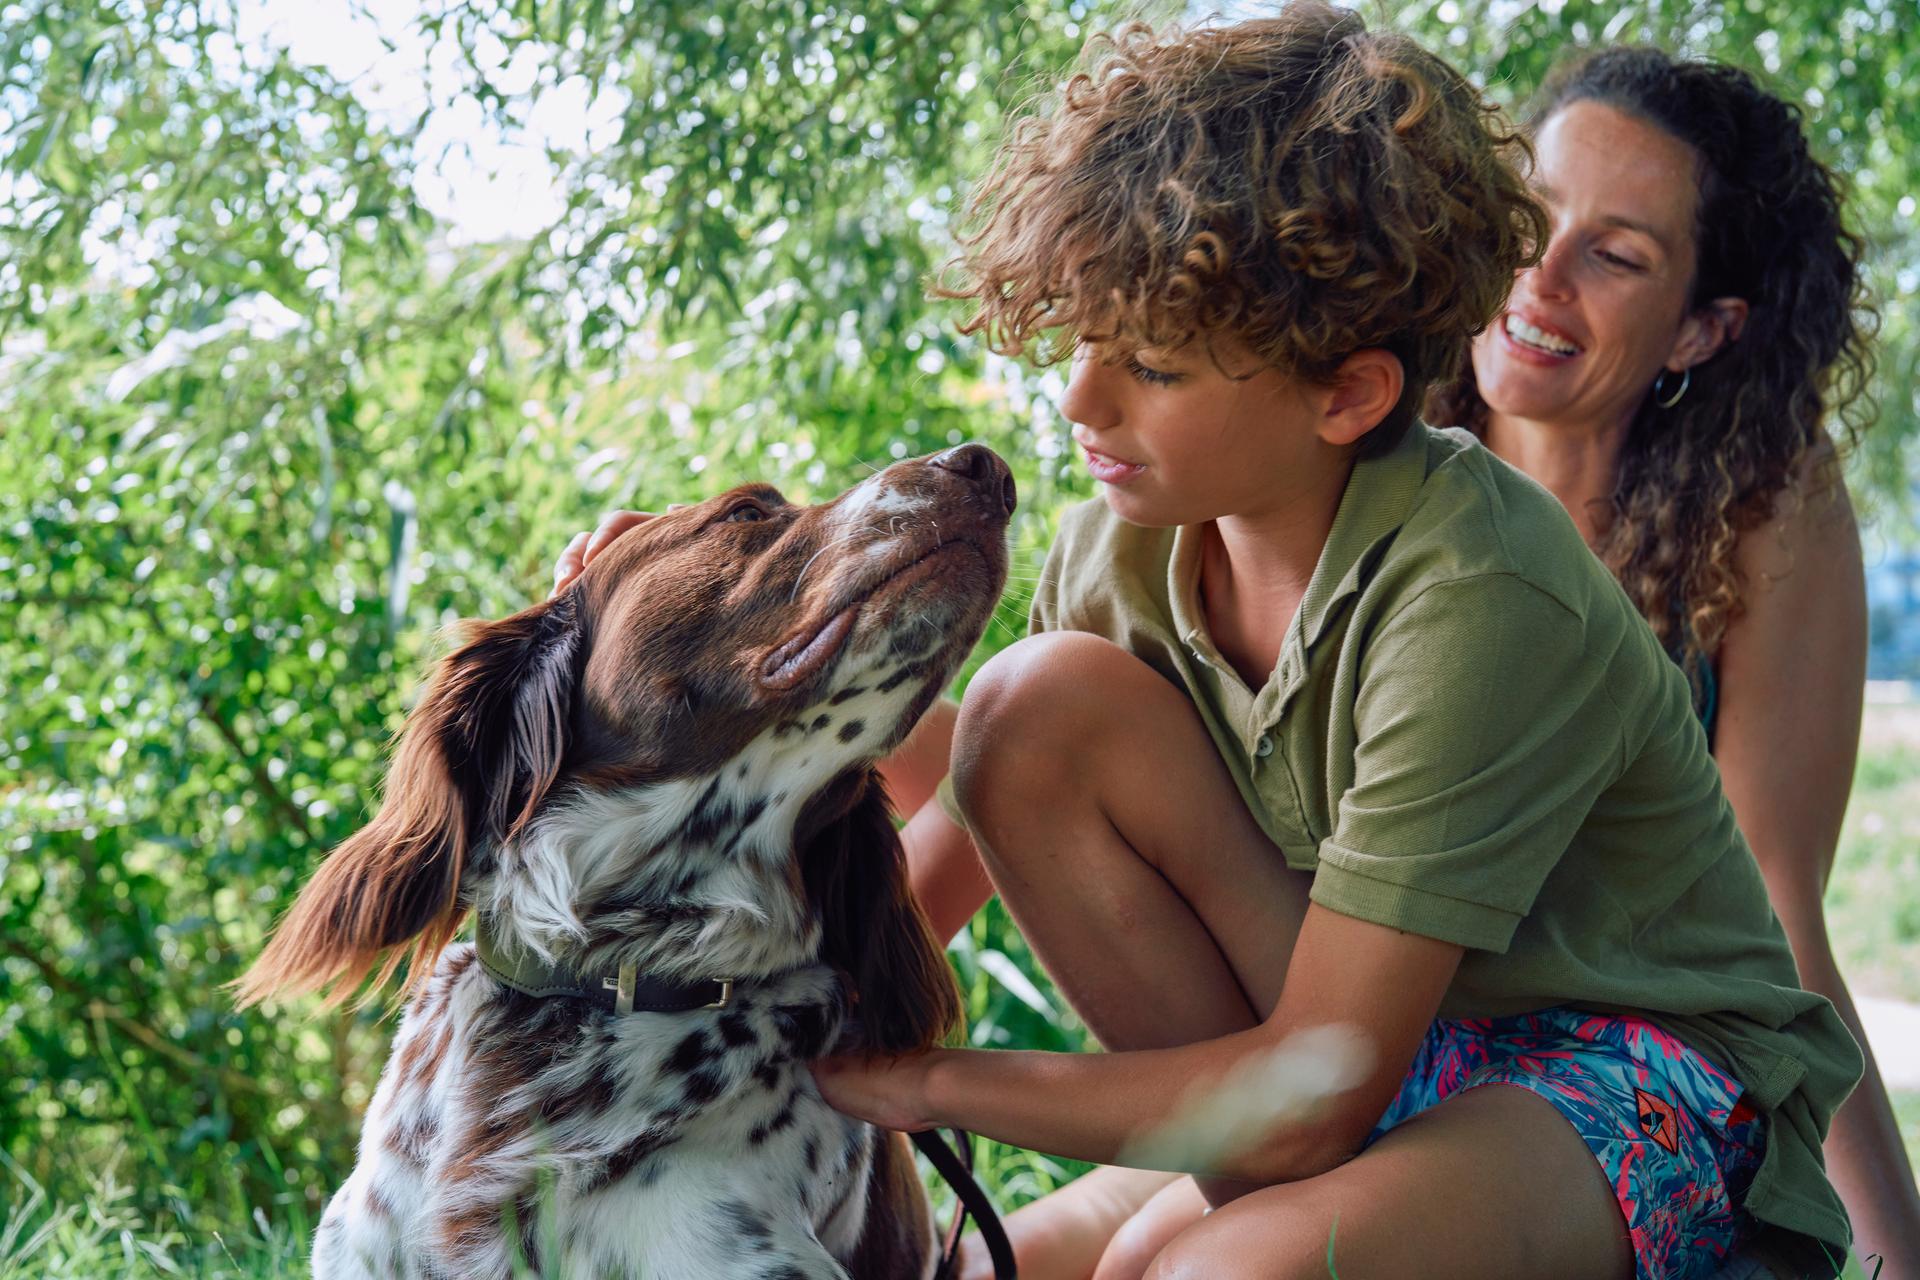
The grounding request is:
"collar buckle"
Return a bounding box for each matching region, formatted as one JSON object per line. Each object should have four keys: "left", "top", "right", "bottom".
{"left": 600, "top": 964, "right": 734, "bottom": 1014}
{"left": 603, "top": 961, "right": 639, "bottom": 1016}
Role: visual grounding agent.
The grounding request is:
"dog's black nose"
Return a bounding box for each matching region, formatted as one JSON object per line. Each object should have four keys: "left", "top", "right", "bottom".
{"left": 931, "top": 443, "right": 1017, "bottom": 518}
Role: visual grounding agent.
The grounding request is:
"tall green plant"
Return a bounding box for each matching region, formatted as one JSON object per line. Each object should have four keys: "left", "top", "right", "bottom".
{"left": 0, "top": 0, "right": 1096, "bottom": 1232}
{"left": 1, "top": 0, "right": 1913, "bottom": 1249}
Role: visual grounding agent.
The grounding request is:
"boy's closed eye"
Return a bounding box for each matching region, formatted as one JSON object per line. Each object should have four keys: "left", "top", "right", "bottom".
{"left": 1126, "top": 354, "right": 1183, "bottom": 386}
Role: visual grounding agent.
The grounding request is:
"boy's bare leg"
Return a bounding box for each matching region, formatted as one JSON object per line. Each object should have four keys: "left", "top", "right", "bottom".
{"left": 1090, "top": 1177, "right": 1209, "bottom": 1280}
{"left": 936, "top": 630, "right": 1313, "bottom": 1276}
{"left": 887, "top": 694, "right": 1173, "bottom": 1276}
{"left": 939, "top": 627, "right": 1341, "bottom": 1275}
{"left": 952, "top": 631, "right": 1312, "bottom": 1084}
{"left": 956, "top": 1167, "right": 1182, "bottom": 1280}
{"left": 949, "top": 632, "right": 1631, "bottom": 1280}
{"left": 1140, "top": 1086, "right": 1632, "bottom": 1280}
{"left": 953, "top": 632, "right": 1315, "bottom": 1206}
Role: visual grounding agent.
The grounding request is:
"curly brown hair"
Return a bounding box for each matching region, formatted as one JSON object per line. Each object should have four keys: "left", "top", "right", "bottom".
{"left": 939, "top": 3, "right": 1546, "bottom": 455}
{"left": 1428, "top": 47, "right": 1877, "bottom": 673}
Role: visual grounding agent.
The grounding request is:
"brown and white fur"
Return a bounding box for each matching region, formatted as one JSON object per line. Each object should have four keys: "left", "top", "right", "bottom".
{"left": 237, "top": 445, "right": 1015, "bottom": 1280}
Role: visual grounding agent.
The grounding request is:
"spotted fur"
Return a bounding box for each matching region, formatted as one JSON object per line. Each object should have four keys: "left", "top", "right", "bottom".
{"left": 243, "top": 446, "right": 1016, "bottom": 1279}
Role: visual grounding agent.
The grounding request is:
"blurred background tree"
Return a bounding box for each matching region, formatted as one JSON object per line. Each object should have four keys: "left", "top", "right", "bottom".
{"left": 1, "top": 0, "right": 1914, "bottom": 1272}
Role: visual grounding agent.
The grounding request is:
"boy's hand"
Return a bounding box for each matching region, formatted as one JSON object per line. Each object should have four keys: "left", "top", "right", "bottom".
{"left": 810, "top": 1050, "right": 942, "bottom": 1133}
{"left": 551, "top": 508, "right": 679, "bottom": 595}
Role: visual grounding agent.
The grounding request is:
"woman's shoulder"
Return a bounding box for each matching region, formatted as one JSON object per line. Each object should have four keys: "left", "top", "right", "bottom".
{"left": 1386, "top": 426, "right": 1613, "bottom": 617}
{"left": 1728, "top": 432, "right": 1861, "bottom": 600}
{"left": 1711, "top": 432, "right": 1865, "bottom": 694}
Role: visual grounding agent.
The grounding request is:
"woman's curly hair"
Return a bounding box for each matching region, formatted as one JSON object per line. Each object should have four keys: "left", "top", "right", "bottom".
{"left": 939, "top": 2, "right": 1546, "bottom": 456}
{"left": 1428, "top": 47, "right": 1878, "bottom": 672}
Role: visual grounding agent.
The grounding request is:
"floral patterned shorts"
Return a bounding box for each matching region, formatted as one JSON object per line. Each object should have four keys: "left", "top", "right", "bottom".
{"left": 1366, "top": 1007, "right": 1765, "bottom": 1280}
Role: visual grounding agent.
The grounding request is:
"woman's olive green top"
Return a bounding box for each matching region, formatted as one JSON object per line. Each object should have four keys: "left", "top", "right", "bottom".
{"left": 949, "top": 422, "right": 1861, "bottom": 1266}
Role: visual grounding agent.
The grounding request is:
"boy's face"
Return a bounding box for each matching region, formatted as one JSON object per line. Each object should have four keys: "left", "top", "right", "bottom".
{"left": 1060, "top": 337, "right": 1349, "bottom": 529}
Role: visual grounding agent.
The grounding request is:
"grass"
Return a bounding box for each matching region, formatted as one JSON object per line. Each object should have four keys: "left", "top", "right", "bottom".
{"left": 8, "top": 706, "right": 1920, "bottom": 1279}
{"left": 0, "top": 1151, "right": 311, "bottom": 1280}
{"left": 1897, "top": 1092, "right": 1920, "bottom": 1167}
{"left": 1826, "top": 703, "right": 1920, "bottom": 1004}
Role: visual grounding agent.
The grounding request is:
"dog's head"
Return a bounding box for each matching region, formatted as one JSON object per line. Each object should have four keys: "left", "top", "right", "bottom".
{"left": 237, "top": 445, "right": 1013, "bottom": 1053}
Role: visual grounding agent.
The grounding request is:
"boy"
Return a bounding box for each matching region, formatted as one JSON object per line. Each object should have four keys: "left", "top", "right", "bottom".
{"left": 563, "top": 8, "right": 1860, "bottom": 1277}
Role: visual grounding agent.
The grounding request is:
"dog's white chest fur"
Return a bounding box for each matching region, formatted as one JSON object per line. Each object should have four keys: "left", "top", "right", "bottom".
{"left": 313, "top": 946, "right": 909, "bottom": 1280}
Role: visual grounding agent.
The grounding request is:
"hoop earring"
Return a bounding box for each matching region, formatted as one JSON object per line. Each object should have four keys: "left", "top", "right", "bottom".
{"left": 1653, "top": 367, "right": 1691, "bottom": 409}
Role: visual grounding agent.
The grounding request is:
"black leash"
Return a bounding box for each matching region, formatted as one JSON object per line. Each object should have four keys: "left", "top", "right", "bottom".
{"left": 911, "top": 1128, "right": 1017, "bottom": 1280}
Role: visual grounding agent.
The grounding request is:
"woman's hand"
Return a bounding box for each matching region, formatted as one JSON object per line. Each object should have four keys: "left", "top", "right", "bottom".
{"left": 810, "top": 1051, "right": 942, "bottom": 1132}
{"left": 550, "top": 509, "right": 666, "bottom": 595}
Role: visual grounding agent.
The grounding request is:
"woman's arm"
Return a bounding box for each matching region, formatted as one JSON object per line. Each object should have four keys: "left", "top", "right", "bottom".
{"left": 1713, "top": 452, "right": 1920, "bottom": 1269}
{"left": 816, "top": 903, "right": 1463, "bottom": 1186}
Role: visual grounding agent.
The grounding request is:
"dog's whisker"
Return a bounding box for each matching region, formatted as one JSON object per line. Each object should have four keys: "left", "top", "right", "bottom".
{"left": 789, "top": 527, "right": 871, "bottom": 603}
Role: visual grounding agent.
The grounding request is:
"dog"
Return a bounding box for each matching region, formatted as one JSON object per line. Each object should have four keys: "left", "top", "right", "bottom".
{"left": 237, "top": 444, "right": 1015, "bottom": 1279}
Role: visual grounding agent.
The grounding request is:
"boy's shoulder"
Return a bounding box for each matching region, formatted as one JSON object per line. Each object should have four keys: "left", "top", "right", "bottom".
{"left": 1383, "top": 425, "right": 1617, "bottom": 622}
{"left": 1038, "top": 424, "right": 1626, "bottom": 634}
{"left": 1040, "top": 495, "right": 1178, "bottom": 627}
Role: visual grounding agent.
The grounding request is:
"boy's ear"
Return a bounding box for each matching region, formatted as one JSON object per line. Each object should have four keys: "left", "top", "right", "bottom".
{"left": 1316, "top": 348, "right": 1405, "bottom": 448}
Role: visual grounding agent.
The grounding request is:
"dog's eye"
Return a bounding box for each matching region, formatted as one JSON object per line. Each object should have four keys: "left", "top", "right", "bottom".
{"left": 722, "top": 501, "right": 767, "bottom": 524}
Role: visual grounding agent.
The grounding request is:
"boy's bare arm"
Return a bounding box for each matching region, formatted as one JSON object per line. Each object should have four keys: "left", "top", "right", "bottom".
{"left": 816, "top": 904, "right": 1465, "bottom": 1185}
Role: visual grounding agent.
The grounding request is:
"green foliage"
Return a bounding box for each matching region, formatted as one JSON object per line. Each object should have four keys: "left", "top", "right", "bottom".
{"left": 0, "top": 0, "right": 1915, "bottom": 1267}
{"left": 0, "top": 1150, "right": 311, "bottom": 1279}
{"left": 0, "top": 0, "right": 1100, "bottom": 1241}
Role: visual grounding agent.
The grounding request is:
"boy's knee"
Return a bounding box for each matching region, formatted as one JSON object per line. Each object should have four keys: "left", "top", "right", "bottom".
{"left": 1142, "top": 1230, "right": 1231, "bottom": 1280}
{"left": 1093, "top": 1214, "right": 1179, "bottom": 1280}
{"left": 1141, "top": 1205, "right": 1329, "bottom": 1280}
{"left": 950, "top": 632, "right": 1147, "bottom": 818}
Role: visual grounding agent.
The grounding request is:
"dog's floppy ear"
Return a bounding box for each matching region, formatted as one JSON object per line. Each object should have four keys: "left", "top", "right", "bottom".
{"left": 800, "top": 770, "right": 962, "bottom": 1055}
{"left": 234, "top": 594, "right": 580, "bottom": 1008}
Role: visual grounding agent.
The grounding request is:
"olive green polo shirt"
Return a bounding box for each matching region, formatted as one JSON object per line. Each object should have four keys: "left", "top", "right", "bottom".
{"left": 946, "top": 422, "right": 1861, "bottom": 1267}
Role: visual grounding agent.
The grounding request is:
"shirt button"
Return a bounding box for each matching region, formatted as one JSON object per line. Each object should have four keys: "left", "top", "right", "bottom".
{"left": 1255, "top": 734, "right": 1274, "bottom": 758}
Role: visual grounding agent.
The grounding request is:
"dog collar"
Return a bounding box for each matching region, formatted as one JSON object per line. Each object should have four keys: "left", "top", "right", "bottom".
{"left": 474, "top": 920, "right": 733, "bottom": 1015}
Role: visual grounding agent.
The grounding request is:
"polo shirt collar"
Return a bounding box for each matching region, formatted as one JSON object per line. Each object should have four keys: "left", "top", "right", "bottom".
{"left": 1166, "top": 421, "right": 1431, "bottom": 664}
{"left": 1296, "top": 419, "right": 1430, "bottom": 649}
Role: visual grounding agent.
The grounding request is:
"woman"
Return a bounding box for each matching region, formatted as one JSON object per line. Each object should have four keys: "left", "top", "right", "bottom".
{"left": 1429, "top": 47, "right": 1918, "bottom": 1273}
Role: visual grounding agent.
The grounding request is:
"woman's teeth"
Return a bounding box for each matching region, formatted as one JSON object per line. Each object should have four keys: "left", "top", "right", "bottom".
{"left": 1505, "top": 314, "right": 1579, "bottom": 356}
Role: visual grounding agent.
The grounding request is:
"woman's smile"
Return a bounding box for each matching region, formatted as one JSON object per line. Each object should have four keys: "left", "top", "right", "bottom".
{"left": 1496, "top": 310, "right": 1585, "bottom": 366}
